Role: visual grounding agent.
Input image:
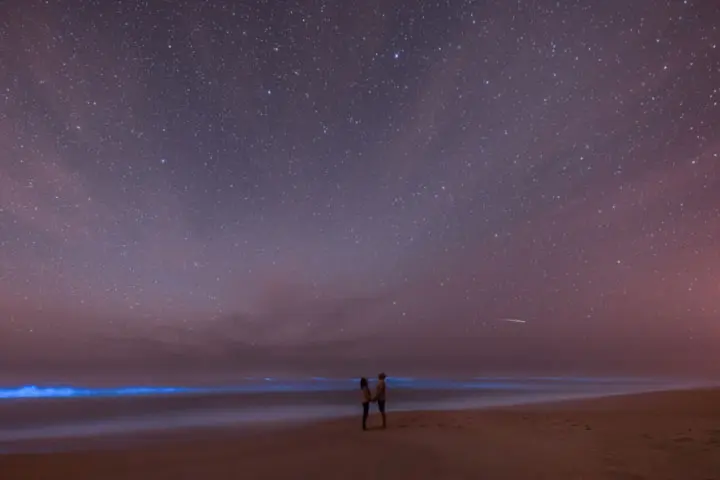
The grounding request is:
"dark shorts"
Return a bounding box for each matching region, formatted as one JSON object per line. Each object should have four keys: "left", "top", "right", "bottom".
{"left": 377, "top": 400, "right": 386, "bottom": 413}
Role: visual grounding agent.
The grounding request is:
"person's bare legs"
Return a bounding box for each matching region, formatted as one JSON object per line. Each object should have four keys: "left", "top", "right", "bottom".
{"left": 362, "top": 402, "right": 369, "bottom": 430}
{"left": 378, "top": 400, "right": 386, "bottom": 429}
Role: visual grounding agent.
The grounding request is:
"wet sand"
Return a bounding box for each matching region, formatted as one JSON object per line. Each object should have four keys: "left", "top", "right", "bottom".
{"left": 2, "top": 388, "right": 719, "bottom": 479}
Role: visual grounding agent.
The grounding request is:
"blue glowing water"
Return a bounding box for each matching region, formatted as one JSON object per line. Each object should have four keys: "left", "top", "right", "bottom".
{"left": 0, "top": 376, "right": 673, "bottom": 400}
{"left": 0, "top": 385, "right": 199, "bottom": 399}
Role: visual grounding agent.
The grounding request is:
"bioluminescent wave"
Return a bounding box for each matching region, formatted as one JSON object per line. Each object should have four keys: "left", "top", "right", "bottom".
{"left": 0, "top": 376, "right": 682, "bottom": 401}
{"left": 0, "top": 385, "right": 204, "bottom": 400}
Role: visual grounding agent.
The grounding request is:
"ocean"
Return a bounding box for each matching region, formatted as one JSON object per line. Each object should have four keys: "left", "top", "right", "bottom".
{"left": 0, "top": 376, "right": 707, "bottom": 452}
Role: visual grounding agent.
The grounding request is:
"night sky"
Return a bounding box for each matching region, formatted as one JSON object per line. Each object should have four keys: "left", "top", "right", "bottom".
{"left": 1, "top": 1, "right": 719, "bottom": 378}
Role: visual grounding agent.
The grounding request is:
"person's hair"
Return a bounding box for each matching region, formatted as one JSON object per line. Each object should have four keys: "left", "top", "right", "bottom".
{"left": 360, "top": 377, "right": 368, "bottom": 389}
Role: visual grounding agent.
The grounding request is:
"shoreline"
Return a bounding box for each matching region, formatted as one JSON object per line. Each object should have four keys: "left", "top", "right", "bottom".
{"left": 2, "top": 387, "right": 719, "bottom": 478}
{"left": 0, "top": 381, "right": 710, "bottom": 451}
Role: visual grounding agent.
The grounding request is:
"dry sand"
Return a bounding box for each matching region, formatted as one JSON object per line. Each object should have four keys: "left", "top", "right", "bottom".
{"left": 2, "top": 388, "right": 720, "bottom": 479}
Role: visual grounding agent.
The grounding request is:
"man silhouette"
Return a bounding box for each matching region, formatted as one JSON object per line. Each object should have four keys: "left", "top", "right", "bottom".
{"left": 374, "top": 372, "right": 387, "bottom": 429}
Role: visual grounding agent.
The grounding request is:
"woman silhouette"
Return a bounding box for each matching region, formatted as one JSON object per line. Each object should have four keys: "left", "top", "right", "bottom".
{"left": 360, "top": 377, "right": 372, "bottom": 430}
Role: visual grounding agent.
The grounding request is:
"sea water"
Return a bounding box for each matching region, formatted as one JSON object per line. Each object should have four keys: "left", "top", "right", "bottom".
{"left": 0, "top": 376, "right": 707, "bottom": 452}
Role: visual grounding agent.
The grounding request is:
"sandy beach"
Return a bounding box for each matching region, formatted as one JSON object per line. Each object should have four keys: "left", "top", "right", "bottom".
{"left": 2, "top": 387, "right": 719, "bottom": 480}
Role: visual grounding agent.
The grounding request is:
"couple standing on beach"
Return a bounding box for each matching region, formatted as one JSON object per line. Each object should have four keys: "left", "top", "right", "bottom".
{"left": 360, "top": 372, "right": 387, "bottom": 431}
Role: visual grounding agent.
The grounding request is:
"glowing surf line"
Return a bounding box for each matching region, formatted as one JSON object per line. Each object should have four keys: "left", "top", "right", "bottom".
{"left": 0, "top": 381, "right": 523, "bottom": 400}
{"left": 0, "top": 385, "right": 203, "bottom": 399}
{"left": 0, "top": 377, "right": 673, "bottom": 400}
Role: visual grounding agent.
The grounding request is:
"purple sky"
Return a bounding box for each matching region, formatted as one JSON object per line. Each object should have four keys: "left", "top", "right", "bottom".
{"left": 1, "top": 0, "right": 719, "bottom": 379}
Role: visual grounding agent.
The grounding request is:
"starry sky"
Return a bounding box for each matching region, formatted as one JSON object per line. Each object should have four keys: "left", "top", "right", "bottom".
{"left": 1, "top": 0, "right": 719, "bottom": 378}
